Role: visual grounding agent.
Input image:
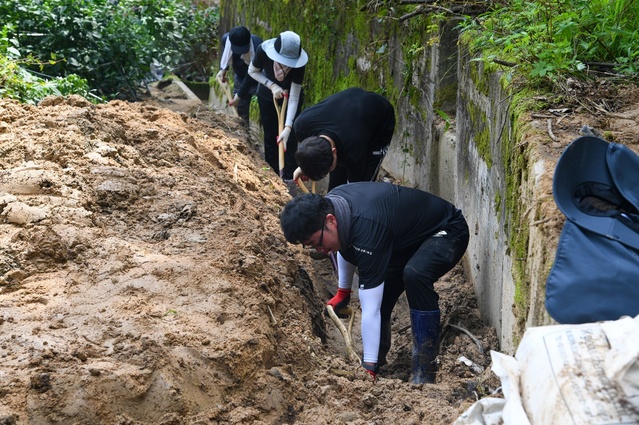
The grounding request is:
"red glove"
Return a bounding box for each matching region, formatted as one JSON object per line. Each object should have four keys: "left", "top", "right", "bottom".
{"left": 327, "top": 288, "right": 351, "bottom": 318}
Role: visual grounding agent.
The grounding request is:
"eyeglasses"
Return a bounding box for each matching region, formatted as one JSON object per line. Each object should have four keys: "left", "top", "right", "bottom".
{"left": 303, "top": 218, "right": 325, "bottom": 250}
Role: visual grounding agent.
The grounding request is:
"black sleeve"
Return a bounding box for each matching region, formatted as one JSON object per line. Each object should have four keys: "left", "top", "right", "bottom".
{"left": 293, "top": 110, "right": 311, "bottom": 142}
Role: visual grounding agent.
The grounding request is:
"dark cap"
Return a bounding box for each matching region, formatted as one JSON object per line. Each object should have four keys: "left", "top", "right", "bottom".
{"left": 229, "top": 26, "right": 251, "bottom": 54}
{"left": 553, "top": 136, "right": 639, "bottom": 249}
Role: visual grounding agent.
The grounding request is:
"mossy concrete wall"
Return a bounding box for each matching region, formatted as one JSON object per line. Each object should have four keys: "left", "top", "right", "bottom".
{"left": 219, "top": 1, "right": 554, "bottom": 354}
{"left": 451, "top": 52, "right": 520, "bottom": 352}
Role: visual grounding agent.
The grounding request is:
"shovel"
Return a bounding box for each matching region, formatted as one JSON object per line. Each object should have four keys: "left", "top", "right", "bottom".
{"left": 216, "top": 75, "right": 238, "bottom": 117}
{"left": 294, "top": 178, "right": 311, "bottom": 194}
{"left": 274, "top": 94, "right": 289, "bottom": 178}
{"left": 326, "top": 304, "right": 360, "bottom": 363}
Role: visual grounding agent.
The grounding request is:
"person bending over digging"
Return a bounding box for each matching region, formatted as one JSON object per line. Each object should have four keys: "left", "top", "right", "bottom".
{"left": 293, "top": 87, "right": 395, "bottom": 191}
{"left": 279, "top": 182, "right": 469, "bottom": 383}
{"left": 248, "top": 30, "right": 308, "bottom": 180}
{"left": 217, "top": 26, "right": 263, "bottom": 126}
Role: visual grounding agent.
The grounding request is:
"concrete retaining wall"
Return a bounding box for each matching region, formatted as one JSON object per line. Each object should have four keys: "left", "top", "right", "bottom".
{"left": 218, "top": 4, "right": 555, "bottom": 354}
{"left": 380, "top": 30, "right": 522, "bottom": 352}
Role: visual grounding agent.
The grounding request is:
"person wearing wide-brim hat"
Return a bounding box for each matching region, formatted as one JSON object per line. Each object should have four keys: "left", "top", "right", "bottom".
{"left": 217, "top": 26, "right": 263, "bottom": 125}
{"left": 248, "top": 31, "right": 308, "bottom": 180}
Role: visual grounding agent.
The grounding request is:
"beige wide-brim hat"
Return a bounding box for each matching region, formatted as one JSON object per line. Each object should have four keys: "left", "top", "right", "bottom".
{"left": 262, "top": 31, "right": 308, "bottom": 68}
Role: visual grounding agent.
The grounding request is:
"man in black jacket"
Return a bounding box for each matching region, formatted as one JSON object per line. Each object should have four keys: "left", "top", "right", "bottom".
{"left": 293, "top": 87, "right": 395, "bottom": 190}
{"left": 280, "top": 182, "right": 469, "bottom": 383}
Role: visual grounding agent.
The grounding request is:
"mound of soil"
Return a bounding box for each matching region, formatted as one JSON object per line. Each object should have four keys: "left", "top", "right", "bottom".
{"left": 1, "top": 78, "right": 637, "bottom": 424}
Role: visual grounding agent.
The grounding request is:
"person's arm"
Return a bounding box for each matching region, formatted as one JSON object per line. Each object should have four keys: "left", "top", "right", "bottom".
{"left": 337, "top": 252, "right": 355, "bottom": 289}
{"left": 216, "top": 38, "right": 233, "bottom": 82}
{"left": 327, "top": 252, "right": 355, "bottom": 315}
{"left": 359, "top": 282, "right": 384, "bottom": 377}
{"left": 277, "top": 82, "right": 302, "bottom": 151}
{"left": 293, "top": 167, "right": 308, "bottom": 182}
{"left": 248, "top": 63, "right": 284, "bottom": 98}
{"left": 248, "top": 63, "right": 274, "bottom": 89}
{"left": 284, "top": 82, "right": 301, "bottom": 128}
{"left": 235, "top": 71, "right": 258, "bottom": 99}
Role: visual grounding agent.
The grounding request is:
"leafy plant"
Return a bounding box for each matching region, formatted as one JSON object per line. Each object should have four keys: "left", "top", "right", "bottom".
{"left": 162, "top": 309, "right": 178, "bottom": 318}
{"left": 1, "top": 0, "right": 219, "bottom": 100}
{"left": 175, "top": 4, "right": 219, "bottom": 82}
{"left": 459, "top": 0, "right": 639, "bottom": 85}
{"left": 435, "top": 109, "right": 451, "bottom": 133}
{"left": 0, "top": 28, "right": 93, "bottom": 104}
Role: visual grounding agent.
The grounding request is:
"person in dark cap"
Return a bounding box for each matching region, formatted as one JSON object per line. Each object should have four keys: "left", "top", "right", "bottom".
{"left": 248, "top": 31, "right": 308, "bottom": 180}
{"left": 292, "top": 87, "right": 395, "bottom": 191}
{"left": 217, "top": 26, "right": 262, "bottom": 124}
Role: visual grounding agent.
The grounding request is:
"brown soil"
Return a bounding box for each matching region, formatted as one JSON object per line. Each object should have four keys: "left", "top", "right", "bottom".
{"left": 0, "top": 79, "right": 637, "bottom": 425}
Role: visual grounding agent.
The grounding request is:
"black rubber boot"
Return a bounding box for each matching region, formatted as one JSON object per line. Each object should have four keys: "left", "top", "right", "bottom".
{"left": 410, "top": 309, "right": 441, "bottom": 384}
{"left": 377, "top": 319, "right": 392, "bottom": 367}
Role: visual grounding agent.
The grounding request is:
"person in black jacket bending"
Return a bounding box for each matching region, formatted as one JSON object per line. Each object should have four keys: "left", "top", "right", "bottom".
{"left": 280, "top": 182, "right": 469, "bottom": 383}
{"left": 293, "top": 87, "right": 395, "bottom": 190}
{"left": 217, "top": 26, "right": 263, "bottom": 125}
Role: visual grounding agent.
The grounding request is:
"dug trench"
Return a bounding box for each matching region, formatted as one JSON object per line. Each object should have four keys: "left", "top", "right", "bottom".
{"left": 0, "top": 85, "right": 500, "bottom": 425}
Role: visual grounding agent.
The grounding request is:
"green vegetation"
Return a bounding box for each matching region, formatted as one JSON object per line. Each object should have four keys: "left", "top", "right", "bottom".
{"left": 503, "top": 94, "right": 533, "bottom": 337}
{"left": 0, "top": 29, "right": 92, "bottom": 103}
{"left": 455, "top": 0, "right": 639, "bottom": 333}
{"left": 459, "top": 0, "right": 639, "bottom": 87}
{"left": 223, "top": 0, "right": 639, "bottom": 116}
{"left": 0, "top": 0, "right": 219, "bottom": 102}
{"left": 3, "top": 0, "right": 637, "bottom": 105}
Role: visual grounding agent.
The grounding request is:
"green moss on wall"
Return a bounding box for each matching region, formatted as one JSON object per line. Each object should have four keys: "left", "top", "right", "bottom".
{"left": 469, "top": 61, "right": 490, "bottom": 97}
{"left": 494, "top": 192, "right": 502, "bottom": 215}
{"left": 467, "top": 100, "right": 493, "bottom": 168}
{"left": 501, "top": 87, "right": 533, "bottom": 340}
{"left": 434, "top": 82, "right": 458, "bottom": 111}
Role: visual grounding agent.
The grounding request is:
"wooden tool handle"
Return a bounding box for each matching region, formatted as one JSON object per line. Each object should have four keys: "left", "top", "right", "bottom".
{"left": 218, "top": 80, "right": 238, "bottom": 117}
{"left": 326, "top": 305, "right": 361, "bottom": 364}
{"left": 274, "top": 96, "right": 288, "bottom": 177}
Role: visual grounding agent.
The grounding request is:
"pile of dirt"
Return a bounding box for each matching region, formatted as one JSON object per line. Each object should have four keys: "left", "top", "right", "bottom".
{"left": 1, "top": 77, "right": 637, "bottom": 424}
{"left": 0, "top": 90, "right": 501, "bottom": 424}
